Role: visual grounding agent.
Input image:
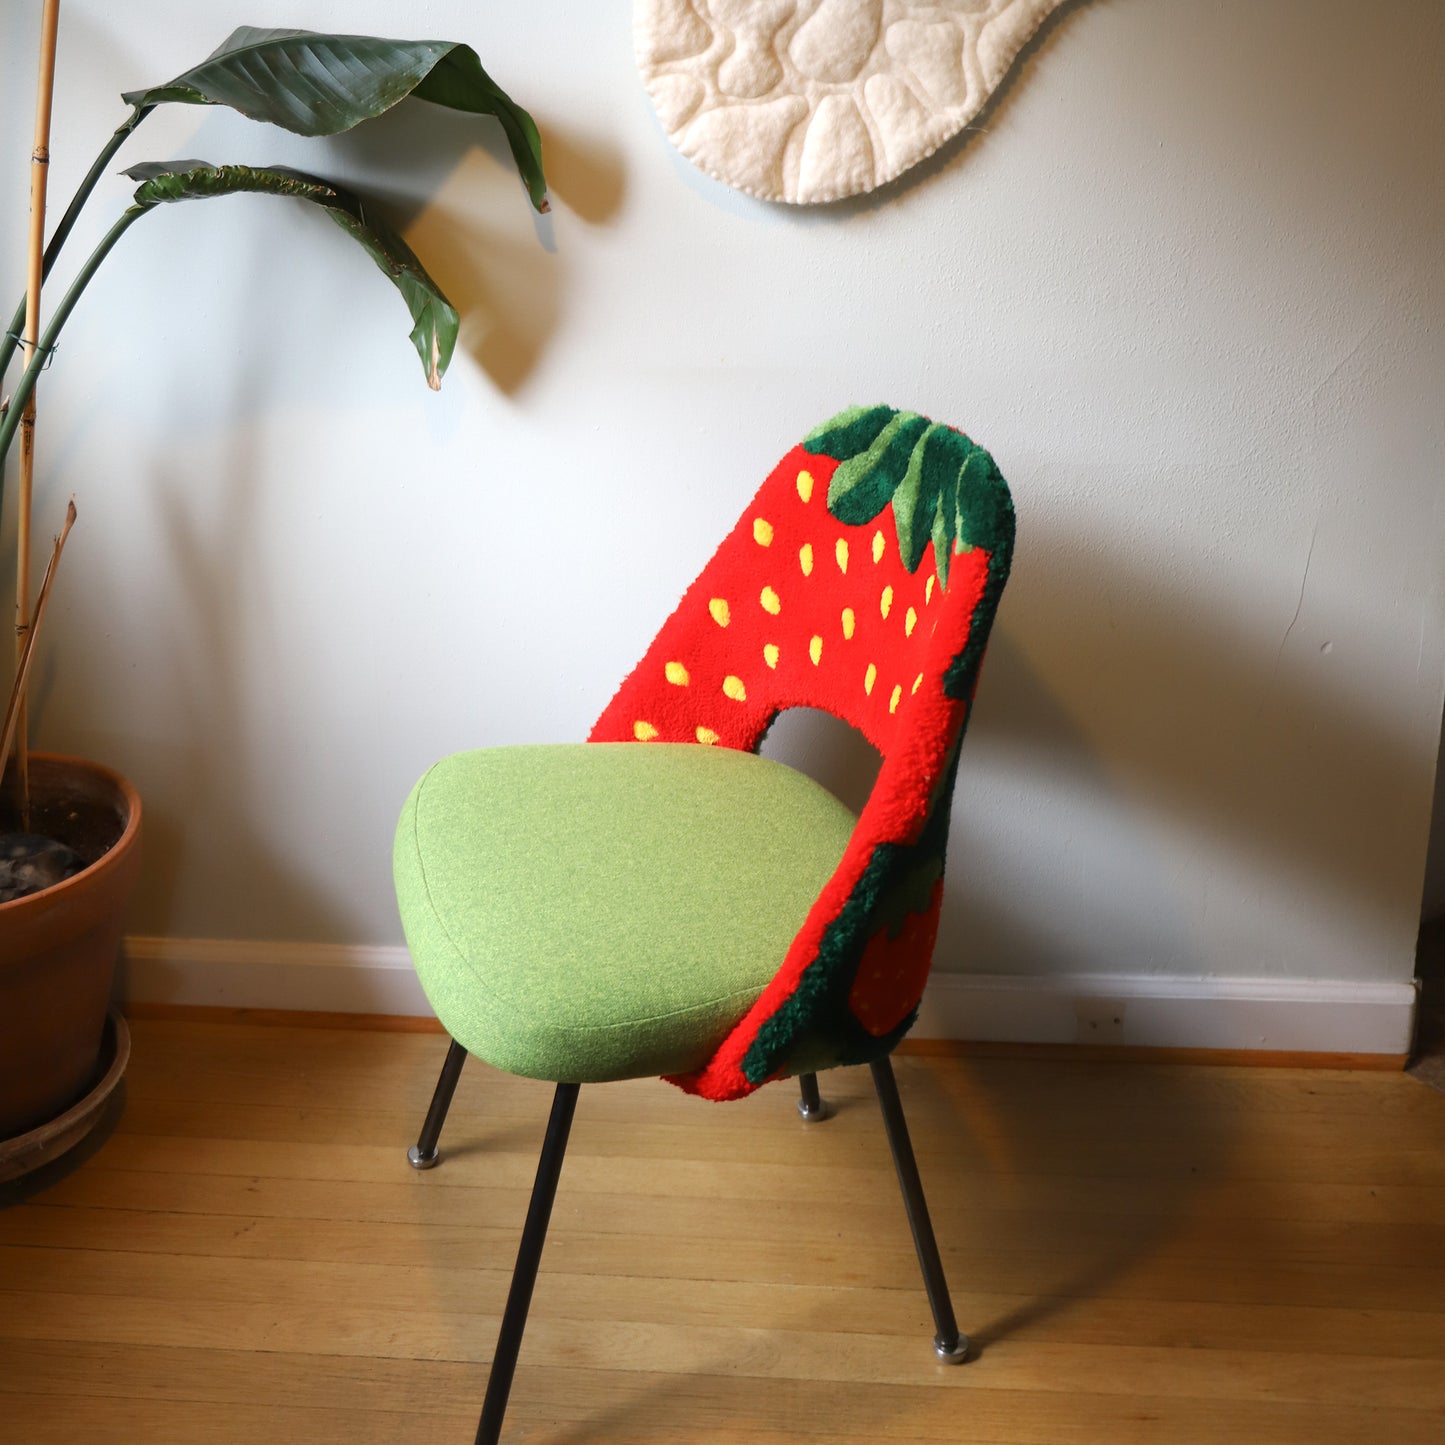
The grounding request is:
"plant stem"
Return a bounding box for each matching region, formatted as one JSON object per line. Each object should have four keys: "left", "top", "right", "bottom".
{"left": 0, "top": 499, "right": 76, "bottom": 796}
{"left": 0, "top": 201, "right": 143, "bottom": 813}
{"left": 0, "top": 204, "right": 149, "bottom": 502}
{"left": 0, "top": 105, "right": 150, "bottom": 390}
{"left": 11, "top": 0, "right": 64, "bottom": 819}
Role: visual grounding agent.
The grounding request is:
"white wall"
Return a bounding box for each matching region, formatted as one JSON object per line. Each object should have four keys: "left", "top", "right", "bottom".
{"left": 3, "top": 2, "right": 1442, "bottom": 1000}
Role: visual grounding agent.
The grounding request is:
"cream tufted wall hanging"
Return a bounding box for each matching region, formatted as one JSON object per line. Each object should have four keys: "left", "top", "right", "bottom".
{"left": 636, "top": 0, "right": 1068, "bottom": 204}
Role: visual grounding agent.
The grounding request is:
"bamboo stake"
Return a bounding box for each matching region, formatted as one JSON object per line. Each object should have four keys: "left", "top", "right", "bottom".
{"left": 0, "top": 500, "right": 76, "bottom": 794}
{"left": 11, "top": 0, "right": 64, "bottom": 823}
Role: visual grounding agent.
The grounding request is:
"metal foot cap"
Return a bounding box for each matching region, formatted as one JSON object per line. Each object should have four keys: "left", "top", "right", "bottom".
{"left": 933, "top": 1333, "right": 970, "bottom": 1364}
{"left": 796, "top": 1097, "right": 833, "bottom": 1123}
{"left": 407, "top": 1144, "right": 440, "bottom": 1171}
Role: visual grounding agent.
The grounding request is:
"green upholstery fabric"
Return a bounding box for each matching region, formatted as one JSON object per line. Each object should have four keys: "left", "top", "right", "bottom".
{"left": 394, "top": 743, "right": 857, "bottom": 1083}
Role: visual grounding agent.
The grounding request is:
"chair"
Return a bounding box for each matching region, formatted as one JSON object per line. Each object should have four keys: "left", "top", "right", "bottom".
{"left": 393, "top": 404, "right": 1014, "bottom": 1443}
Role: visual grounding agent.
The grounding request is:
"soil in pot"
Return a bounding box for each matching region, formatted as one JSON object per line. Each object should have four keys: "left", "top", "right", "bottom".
{"left": 0, "top": 783, "right": 125, "bottom": 903}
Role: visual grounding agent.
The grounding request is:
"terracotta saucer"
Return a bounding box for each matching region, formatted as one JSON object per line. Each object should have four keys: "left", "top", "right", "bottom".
{"left": 0, "top": 1010, "right": 130, "bottom": 1184}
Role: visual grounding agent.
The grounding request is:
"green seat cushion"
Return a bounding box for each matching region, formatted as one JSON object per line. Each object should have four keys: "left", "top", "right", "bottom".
{"left": 394, "top": 743, "right": 857, "bottom": 1083}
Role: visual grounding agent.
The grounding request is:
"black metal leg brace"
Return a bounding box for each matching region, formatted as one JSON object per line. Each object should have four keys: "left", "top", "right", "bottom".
{"left": 475, "top": 1082, "right": 581, "bottom": 1445}
{"left": 408, "top": 1036, "right": 469, "bottom": 1170}
{"left": 870, "top": 1055, "right": 969, "bottom": 1363}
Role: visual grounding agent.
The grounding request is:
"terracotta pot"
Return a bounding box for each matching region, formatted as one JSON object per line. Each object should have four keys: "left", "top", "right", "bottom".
{"left": 0, "top": 754, "right": 141, "bottom": 1140}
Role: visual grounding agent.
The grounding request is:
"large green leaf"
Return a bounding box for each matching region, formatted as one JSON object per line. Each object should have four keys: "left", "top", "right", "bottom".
{"left": 122, "top": 28, "right": 547, "bottom": 212}
{"left": 125, "top": 161, "right": 459, "bottom": 389}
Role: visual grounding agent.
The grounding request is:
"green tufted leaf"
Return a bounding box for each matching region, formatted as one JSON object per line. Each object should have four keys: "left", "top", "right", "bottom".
{"left": 955, "top": 447, "right": 1014, "bottom": 556}
{"left": 827, "top": 412, "right": 930, "bottom": 525}
{"left": 873, "top": 850, "right": 945, "bottom": 937}
{"left": 807, "top": 406, "right": 1010, "bottom": 590}
{"left": 931, "top": 466, "right": 959, "bottom": 588}
{"left": 803, "top": 404, "right": 896, "bottom": 460}
{"left": 891, "top": 424, "right": 953, "bottom": 573}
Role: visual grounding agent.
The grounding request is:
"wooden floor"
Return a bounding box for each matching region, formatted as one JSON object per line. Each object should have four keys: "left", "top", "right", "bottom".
{"left": 2, "top": 1019, "right": 1443, "bottom": 1444}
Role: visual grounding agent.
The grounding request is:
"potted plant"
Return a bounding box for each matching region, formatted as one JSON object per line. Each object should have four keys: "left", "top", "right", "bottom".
{"left": 0, "top": 16, "right": 547, "bottom": 1166}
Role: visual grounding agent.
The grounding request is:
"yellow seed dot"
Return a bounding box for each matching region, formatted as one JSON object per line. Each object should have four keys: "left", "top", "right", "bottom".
{"left": 864, "top": 663, "right": 877, "bottom": 696}
{"left": 880, "top": 585, "right": 893, "bottom": 619}
{"left": 753, "top": 517, "right": 774, "bottom": 547}
{"left": 634, "top": 721, "right": 658, "bottom": 741}
{"left": 709, "top": 597, "right": 730, "bottom": 627}
{"left": 760, "top": 585, "right": 781, "bottom": 615}
{"left": 723, "top": 675, "right": 747, "bottom": 701}
{"left": 763, "top": 643, "right": 780, "bottom": 669}
{"left": 842, "top": 607, "right": 856, "bottom": 640}
{"left": 889, "top": 684, "right": 902, "bottom": 714}
{"left": 696, "top": 726, "right": 719, "bottom": 745}
{"left": 797, "top": 469, "right": 814, "bottom": 503}
{"left": 799, "top": 542, "right": 814, "bottom": 576}
{"left": 836, "top": 538, "right": 849, "bottom": 573}
{"left": 912, "top": 673, "right": 924, "bottom": 694}
{"left": 925, "top": 575, "right": 935, "bottom": 604}
{"left": 809, "top": 635, "right": 823, "bottom": 666}
{"left": 872, "top": 530, "right": 885, "bottom": 564}
{"left": 905, "top": 606, "right": 918, "bottom": 637}
{"left": 664, "top": 661, "right": 690, "bottom": 686}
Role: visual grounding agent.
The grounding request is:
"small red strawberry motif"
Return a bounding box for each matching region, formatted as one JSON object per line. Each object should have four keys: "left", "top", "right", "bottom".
{"left": 849, "top": 878, "right": 946, "bottom": 1037}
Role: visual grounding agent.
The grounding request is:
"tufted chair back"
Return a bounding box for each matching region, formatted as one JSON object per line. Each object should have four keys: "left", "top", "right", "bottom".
{"left": 591, "top": 405, "right": 1014, "bottom": 1099}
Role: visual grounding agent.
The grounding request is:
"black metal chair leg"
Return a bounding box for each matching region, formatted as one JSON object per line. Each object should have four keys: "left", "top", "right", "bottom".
{"left": 475, "top": 1082, "right": 580, "bottom": 1445}
{"left": 796, "top": 1071, "right": 833, "bottom": 1122}
{"left": 870, "top": 1055, "right": 969, "bottom": 1363}
{"left": 407, "top": 1036, "right": 469, "bottom": 1170}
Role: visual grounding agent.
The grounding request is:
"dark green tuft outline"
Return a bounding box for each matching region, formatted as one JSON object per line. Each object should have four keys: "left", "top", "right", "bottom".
{"left": 803, "top": 405, "right": 1012, "bottom": 595}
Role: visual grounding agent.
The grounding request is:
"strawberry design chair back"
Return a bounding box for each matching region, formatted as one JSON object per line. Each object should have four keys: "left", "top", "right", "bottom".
{"left": 393, "top": 405, "right": 1014, "bottom": 1442}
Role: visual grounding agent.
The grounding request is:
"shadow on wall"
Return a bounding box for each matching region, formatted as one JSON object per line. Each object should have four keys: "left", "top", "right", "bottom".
{"left": 43, "top": 466, "right": 1425, "bottom": 958}
{"left": 18, "top": 99, "right": 629, "bottom": 943}
{"left": 31, "top": 293, "right": 362, "bottom": 945}
{"left": 116, "top": 382, "right": 357, "bottom": 945}
{"left": 761, "top": 705, "right": 881, "bottom": 816}
{"left": 767, "top": 523, "right": 1431, "bottom": 977}
{"left": 989, "top": 529, "right": 1428, "bottom": 929}
{"left": 332, "top": 99, "right": 626, "bottom": 394}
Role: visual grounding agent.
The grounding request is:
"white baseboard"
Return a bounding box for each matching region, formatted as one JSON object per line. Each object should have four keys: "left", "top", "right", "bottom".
{"left": 120, "top": 937, "right": 430, "bottom": 1016}
{"left": 913, "top": 971, "right": 1417, "bottom": 1055}
{"left": 121, "top": 937, "right": 1419, "bottom": 1057}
